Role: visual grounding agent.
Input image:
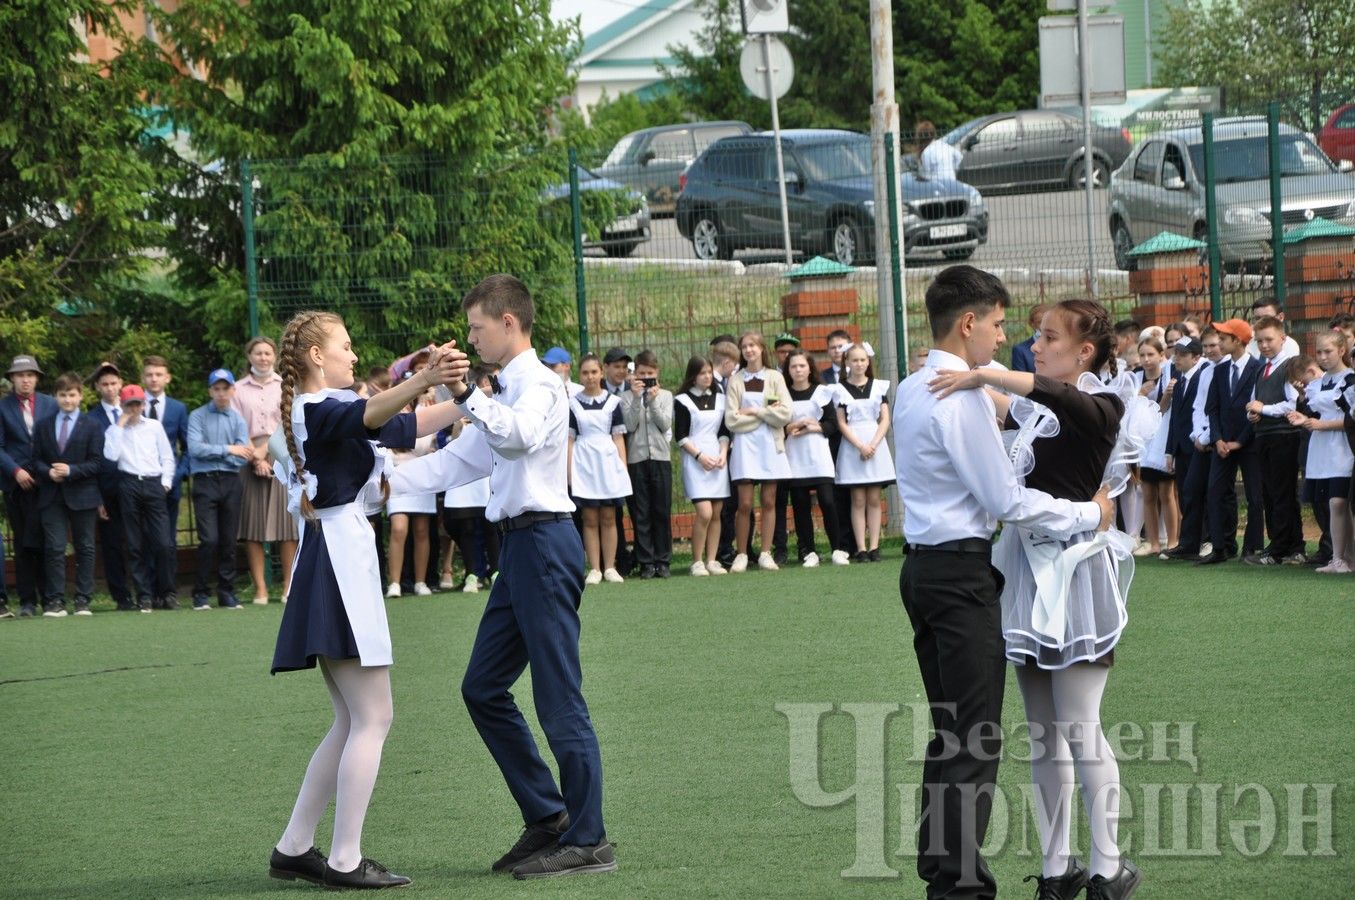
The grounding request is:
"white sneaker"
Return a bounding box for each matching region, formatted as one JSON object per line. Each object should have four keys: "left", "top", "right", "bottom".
{"left": 385, "top": 583, "right": 401, "bottom": 598}
{"left": 252, "top": 596, "right": 269, "bottom": 606}
{"left": 690, "top": 561, "right": 709, "bottom": 576}
{"left": 802, "top": 552, "right": 820, "bottom": 568}
{"left": 584, "top": 569, "right": 603, "bottom": 586}
{"left": 757, "top": 552, "right": 779, "bottom": 571}
{"left": 603, "top": 567, "right": 624, "bottom": 583}
{"left": 1199, "top": 542, "right": 1213, "bottom": 558}
{"left": 413, "top": 582, "right": 433, "bottom": 596}
{"left": 438, "top": 576, "right": 456, "bottom": 590}
{"left": 729, "top": 553, "right": 748, "bottom": 573}
{"left": 1316, "top": 560, "right": 1352, "bottom": 574}
{"left": 831, "top": 549, "right": 851, "bottom": 566}
{"left": 1132, "top": 544, "right": 1155, "bottom": 558}
{"left": 463, "top": 573, "right": 481, "bottom": 593}
{"left": 705, "top": 559, "right": 728, "bottom": 575}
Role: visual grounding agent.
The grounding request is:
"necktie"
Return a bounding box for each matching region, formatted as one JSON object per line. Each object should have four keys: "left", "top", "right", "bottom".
{"left": 109, "top": 408, "right": 118, "bottom": 426}
{"left": 148, "top": 397, "right": 159, "bottom": 420}
{"left": 1263, "top": 360, "right": 1272, "bottom": 379}
{"left": 20, "top": 397, "right": 33, "bottom": 433}
{"left": 58, "top": 414, "right": 71, "bottom": 453}
{"left": 1231, "top": 362, "right": 1239, "bottom": 395}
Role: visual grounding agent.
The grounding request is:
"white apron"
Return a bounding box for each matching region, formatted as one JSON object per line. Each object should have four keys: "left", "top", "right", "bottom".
{"left": 729, "top": 389, "right": 792, "bottom": 482}
{"left": 785, "top": 387, "right": 836, "bottom": 481}
{"left": 569, "top": 394, "right": 632, "bottom": 500}
{"left": 675, "top": 391, "right": 730, "bottom": 500}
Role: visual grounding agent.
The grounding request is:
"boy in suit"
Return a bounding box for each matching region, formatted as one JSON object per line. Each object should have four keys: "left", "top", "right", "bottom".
{"left": 1200, "top": 319, "right": 1265, "bottom": 565}
{"left": 186, "top": 369, "right": 252, "bottom": 609}
{"left": 0, "top": 355, "right": 59, "bottom": 617}
{"left": 32, "top": 373, "right": 105, "bottom": 617}
{"left": 89, "top": 362, "right": 135, "bottom": 609}
{"left": 141, "top": 356, "right": 188, "bottom": 599}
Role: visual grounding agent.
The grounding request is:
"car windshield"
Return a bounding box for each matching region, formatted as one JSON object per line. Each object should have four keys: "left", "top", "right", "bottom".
{"left": 603, "top": 134, "right": 637, "bottom": 167}
{"left": 1186, "top": 134, "right": 1335, "bottom": 183}
{"left": 796, "top": 138, "right": 872, "bottom": 181}
{"left": 941, "top": 122, "right": 976, "bottom": 146}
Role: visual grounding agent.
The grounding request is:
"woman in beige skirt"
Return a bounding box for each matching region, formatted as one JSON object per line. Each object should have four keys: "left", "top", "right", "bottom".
{"left": 231, "top": 336, "right": 299, "bottom": 603}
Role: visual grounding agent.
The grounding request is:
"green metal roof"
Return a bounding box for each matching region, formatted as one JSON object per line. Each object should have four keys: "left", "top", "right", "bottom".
{"left": 787, "top": 256, "right": 855, "bottom": 279}
{"left": 1127, "top": 231, "right": 1207, "bottom": 257}
{"left": 1281, "top": 217, "right": 1355, "bottom": 245}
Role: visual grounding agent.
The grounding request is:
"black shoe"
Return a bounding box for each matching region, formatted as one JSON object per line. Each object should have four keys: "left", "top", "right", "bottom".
{"left": 73, "top": 599, "right": 92, "bottom": 616}
{"left": 18, "top": 604, "right": 36, "bottom": 618}
{"left": 219, "top": 594, "right": 242, "bottom": 609}
{"left": 853, "top": 550, "right": 869, "bottom": 563}
{"left": 42, "top": 601, "right": 67, "bottom": 618}
{"left": 1161, "top": 546, "right": 1198, "bottom": 560}
{"left": 139, "top": 597, "right": 153, "bottom": 613}
{"left": 867, "top": 548, "right": 881, "bottom": 562}
{"left": 269, "top": 846, "right": 328, "bottom": 885}
{"left": 1086, "top": 859, "right": 1141, "bottom": 900}
{"left": 323, "top": 857, "right": 411, "bottom": 889}
{"left": 1307, "top": 555, "right": 1332, "bottom": 568}
{"left": 115, "top": 600, "right": 138, "bottom": 611}
{"left": 192, "top": 596, "right": 212, "bottom": 610}
{"left": 655, "top": 564, "right": 670, "bottom": 579}
{"left": 1023, "top": 857, "right": 1088, "bottom": 900}
{"left": 773, "top": 552, "right": 788, "bottom": 566}
{"left": 1194, "top": 552, "right": 1227, "bottom": 566}
{"left": 0, "top": 603, "right": 13, "bottom": 619}
{"left": 492, "top": 811, "right": 568, "bottom": 873}
{"left": 160, "top": 595, "right": 180, "bottom": 611}
{"left": 638, "top": 566, "right": 656, "bottom": 580}
{"left": 1243, "top": 552, "right": 1278, "bottom": 566}
{"left": 511, "top": 840, "right": 617, "bottom": 879}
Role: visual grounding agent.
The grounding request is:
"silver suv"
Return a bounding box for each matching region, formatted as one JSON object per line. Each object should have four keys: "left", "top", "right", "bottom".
{"left": 1108, "top": 117, "right": 1355, "bottom": 270}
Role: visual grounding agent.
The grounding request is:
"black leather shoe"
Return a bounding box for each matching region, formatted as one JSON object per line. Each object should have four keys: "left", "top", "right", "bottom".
{"left": 492, "top": 811, "right": 569, "bottom": 873}
{"left": 18, "top": 604, "right": 36, "bottom": 618}
{"left": 867, "top": 548, "right": 881, "bottom": 562}
{"left": 654, "top": 564, "right": 670, "bottom": 579}
{"left": 1023, "top": 857, "right": 1088, "bottom": 899}
{"left": 269, "top": 846, "right": 328, "bottom": 885}
{"left": 1194, "top": 552, "right": 1227, "bottom": 566}
{"left": 638, "top": 566, "right": 656, "bottom": 580}
{"left": 160, "top": 595, "right": 180, "bottom": 611}
{"left": 1086, "top": 859, "right": 1141, "bottom": 899}
{"left": 323, "top": 858, "right": 411, "bottom": 889}
{"left": 1161, "top": 546, "right": 1198, "bottom": 560}
{"left": 511, "top": 840, "right": 617, "bottom": 879}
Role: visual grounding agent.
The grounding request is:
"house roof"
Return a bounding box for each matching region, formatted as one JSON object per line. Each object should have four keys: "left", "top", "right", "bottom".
{"left": 577, "top": 0, "right": 696, "bottom": 66}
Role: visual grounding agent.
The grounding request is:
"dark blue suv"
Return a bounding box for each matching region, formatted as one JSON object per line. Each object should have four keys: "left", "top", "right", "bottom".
{"left": 675, "top": 129, "right": 988, "bottom": 265}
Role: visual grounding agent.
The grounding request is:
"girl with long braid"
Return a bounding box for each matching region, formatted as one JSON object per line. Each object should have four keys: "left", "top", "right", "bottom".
{"left": 930, "top": 299, "right": 1145, "bottom": 900}
{"left": 266, "top": 311, "right": 467, "bottom": 890}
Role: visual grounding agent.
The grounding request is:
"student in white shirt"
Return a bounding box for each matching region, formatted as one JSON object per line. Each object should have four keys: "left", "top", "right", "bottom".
{"left": 893, "top": 265, "right": 1112, "bottom": 900}
{"left": 1290, "top": 331, "right": 1355, "bottom": 573}
{"left": 102, "top": 384, "right": 176, "bottom": 611}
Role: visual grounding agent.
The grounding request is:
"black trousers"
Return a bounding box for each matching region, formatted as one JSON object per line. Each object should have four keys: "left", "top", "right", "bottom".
{"left": 900, "top": 547, "right": 1005, "bottom": 899}
{"left": 97, "top": 481, "right": 131, "bottom": 604}
{"left": 627, "top": 460, "right": 672, "bottom": 567}
{"left": 788, "top": 479, "right": 842, "bottom": 558}
{"left": 120, "top": 475, "right": 175, "bottom": 601}
{"left": 41, "top": 503, "right": 97, "bottom": 605}
{"left": 1254, "top": 431, "right": 1305, "bottom": 558}
{"left": 1206, "top": 446, "right": 1265, "bottom": 557}
{"left": 443, "top": 510, "right": 500, "bottom": 579}
{"left": 772, "top": 486, "right": 789, "bottom": 562}
{"left": 1173, "top": 448, "right": 1211, "bottom": 553}
{"left": 191, "top": 471, "right": 242, "bottom": 600}
{"left": 3, "top": 487, "right": 46, "bottom": 606}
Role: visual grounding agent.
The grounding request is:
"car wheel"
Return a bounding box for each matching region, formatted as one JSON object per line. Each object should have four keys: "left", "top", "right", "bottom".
{"left": 691, "top": 214, "right": 731, "bottom": 261}
{"left": 942, "top": 248, "right": 974, "bottom": 261}
{"left": 1070, "top": 157, "right": 1111, "bottom": 190}
{"left": 832, "top": 217, "right": 863, "bottom": 267}
{"left": 603, "top": 242, "right": 639, "bottom": 258}
{"left": 1112, "top": 219, "right": 1137, "bottom": 271}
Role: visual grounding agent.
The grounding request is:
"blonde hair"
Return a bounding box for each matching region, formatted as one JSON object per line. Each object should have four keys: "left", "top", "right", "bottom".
{"left": 1316, "top": 329, "right": 1353, "bottom": 370}
{"left": 278, "top": 311, "right": 344, "bottom": 520}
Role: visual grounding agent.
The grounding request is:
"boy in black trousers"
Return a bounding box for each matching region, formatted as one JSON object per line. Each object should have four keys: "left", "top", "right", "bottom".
{"left": 33, "top": 373, "right": 105, "bottom": 616}
{"left": 621, "top": 350, "right": 674, "bottom": 578}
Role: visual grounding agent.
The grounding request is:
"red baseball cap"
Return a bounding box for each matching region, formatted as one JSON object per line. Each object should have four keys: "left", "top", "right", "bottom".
{"left": 119, "top": 384, "right": 146, "bottom": 404}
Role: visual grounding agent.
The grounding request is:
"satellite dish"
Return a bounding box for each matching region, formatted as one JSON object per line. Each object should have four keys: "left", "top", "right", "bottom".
{"left": 740, "top": 36, "right": 794, "bottom": 101}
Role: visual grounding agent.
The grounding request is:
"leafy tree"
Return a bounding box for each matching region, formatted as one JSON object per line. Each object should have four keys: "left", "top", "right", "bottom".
{"left": 663, "top": 0, "right": 771, "bottom": 130}
{"left": 1158, "top": 0, "right": 1355, "bottom": 133}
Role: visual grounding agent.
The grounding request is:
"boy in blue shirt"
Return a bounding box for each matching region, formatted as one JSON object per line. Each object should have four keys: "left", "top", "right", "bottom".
{"left": 187, "top": 369, "right": 252, "bottom": 609}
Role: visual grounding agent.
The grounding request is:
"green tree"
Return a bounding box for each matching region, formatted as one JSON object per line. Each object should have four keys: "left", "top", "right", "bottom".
{"left": 1158, "top": 0, "right": 1355, "bottom": 133}
{"left": 153, "top": 0, "right": 584, "bottom": 364}
{"left": 663, "top": 0, "right": 771, "bottom": 130}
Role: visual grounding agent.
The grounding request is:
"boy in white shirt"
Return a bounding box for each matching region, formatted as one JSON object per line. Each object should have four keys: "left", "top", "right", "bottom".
{"left": 103, "top": 384, "right": 176, "bottom": 611}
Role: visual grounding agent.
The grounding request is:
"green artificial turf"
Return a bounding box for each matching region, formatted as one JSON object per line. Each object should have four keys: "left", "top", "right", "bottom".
{"left": 2, "top": 553, "right": 1351, "bottom": 898}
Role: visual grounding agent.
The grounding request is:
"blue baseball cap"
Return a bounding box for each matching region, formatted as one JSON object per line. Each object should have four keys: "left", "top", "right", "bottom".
{"left": 542, "top": 347, "right": 571, "bottom": 365}
{"left": 207, "top": 368, "right": 236, "bottom": 386}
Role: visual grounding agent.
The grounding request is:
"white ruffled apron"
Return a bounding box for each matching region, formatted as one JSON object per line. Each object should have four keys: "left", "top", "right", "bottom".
{"left": 1017, "top": 526, "right": 1134, "bottom": 647}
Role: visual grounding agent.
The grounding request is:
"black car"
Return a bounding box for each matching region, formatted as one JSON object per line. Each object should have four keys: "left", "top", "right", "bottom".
{"left": 592, "top": 121, "right": 753, "bottom": 216}
{"left": 940, "top": 109, "right": 1134, "bottom": 192}
{"left": 675, "top": 129, "right": 988, "bottom": 266}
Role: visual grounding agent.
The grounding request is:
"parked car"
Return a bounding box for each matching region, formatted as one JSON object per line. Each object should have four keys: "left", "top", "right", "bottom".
{"left": 674, "top": 129, "right": 988, "bottom": 266}
{"left": 544, "top": 167, "right": 651, "bottom": 257}
{"left": 940, "top": 109, "right": 1133, "bottom": 192}
{"left": 1318, "top": 103, "right": 1355, "bottom": 164}
{"left": 591, "top": 121, "right": 753, "bottom": 216}
{"left": 1107, "top": 117, "right": 1355, "bottom": 270}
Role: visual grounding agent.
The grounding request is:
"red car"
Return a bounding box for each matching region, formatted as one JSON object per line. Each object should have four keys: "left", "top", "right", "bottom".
{"left": 1319, "top": 103, "right": 1355, "bottom": 164}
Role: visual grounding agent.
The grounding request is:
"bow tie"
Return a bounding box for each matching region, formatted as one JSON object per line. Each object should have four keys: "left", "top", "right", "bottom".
{"left": 491, "top": 376, "right": 505, "bottom": 395}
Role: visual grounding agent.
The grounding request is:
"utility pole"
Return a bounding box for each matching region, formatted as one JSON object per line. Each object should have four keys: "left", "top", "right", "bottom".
{"left": 869, "top": 0, "right": 903, "bottom": 384}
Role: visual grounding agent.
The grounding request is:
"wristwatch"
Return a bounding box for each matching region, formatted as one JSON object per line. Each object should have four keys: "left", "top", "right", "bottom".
{"left": 452, "top": 383, "right": 476, "bottom": 405}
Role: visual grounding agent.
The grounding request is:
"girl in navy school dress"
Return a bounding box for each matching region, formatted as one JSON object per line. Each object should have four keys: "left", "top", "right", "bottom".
{"left": 673, "top": 355, "right": 731, "bottom": 576}
{"left": 1291, "top": 330, "right": 1355, "bottom": 574}
{"left": 267, "top": 311, "right": 466, "bottom": 891}
{"left": 568, "top": 353, "right": 631, "bottom": 585}
{"left": 833, "top": 343, "right": 894, "bottom": 562}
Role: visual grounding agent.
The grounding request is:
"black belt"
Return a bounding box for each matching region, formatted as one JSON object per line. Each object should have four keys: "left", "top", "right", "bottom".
{"left": 122, "top": 473, "right": 163, "bottom": 483}
{"left": 195, "top": 470, "right": 232, "bottom": 477}
{"left": 496, "top": 511, "right": 572, "bottom": 534}
{"left": 906, "top": 538, "right": 992, "bottom": 555}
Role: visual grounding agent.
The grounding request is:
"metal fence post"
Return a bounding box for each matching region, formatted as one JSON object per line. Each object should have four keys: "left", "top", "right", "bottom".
{"left": 241, "top": 160, "right": 261, "bottom": 338}
{"left": 1267, "top": 102, "right": 1286, "bottom": 308}
{"left": 1202, "top": 114, "right": 1223, "bottom": 320}
{"left": 568, "top": 148, "right": 589, "bottom": 354}
{"left": 883, "top": 133, "right": 908, "bottom": 377}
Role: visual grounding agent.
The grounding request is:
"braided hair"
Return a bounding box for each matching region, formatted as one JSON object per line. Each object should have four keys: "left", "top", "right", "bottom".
{"left": 1052, "top": 299, "right": 1116, "bottom": 376}
{"left": 278, "top": 311, "right": 343, "bottom": 520}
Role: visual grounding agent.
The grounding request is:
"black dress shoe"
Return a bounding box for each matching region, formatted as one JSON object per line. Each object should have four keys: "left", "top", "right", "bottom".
{"left": 269, "top": 846, "right": 328, "bottom": 885}
{"left": 654, "top": 564, "right": 670, "bottom": 579}
{"left": 638, "top": 566, "right": 656, "bottom": 580}
{"left": 492, "top": 811, "right": 569, "bottom": 873}
{"left": 1023, "top": 856, "right": 1088, "bottom": 900}
{"left": 1194, "top": 552, "right": 1227, "bottom": 566}
{"left": 867, "top": 548, "right": 881, "bottom": 562}
{"left": 323, "top": 858, "right": 411, "bottom": 889}
{"left": 18, "top": 604, "right": 36, "bottom": 618}
{"left": 1085, "top": 858, "right": 1141, "bottom": 899}
{"left": 1161, "top": 546, "right": 1198, "bottom": 560}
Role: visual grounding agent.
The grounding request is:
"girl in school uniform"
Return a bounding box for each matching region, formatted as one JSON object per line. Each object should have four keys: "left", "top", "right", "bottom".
{"left": 781, "top": 349, "right": 849, "bottom": 567}
{"left": 267, "top": 311, "right": 466, "bottom": 890}
{"left": 833, "top": 343, "right": 894, "bottom": 562}
{"left": 441, "top": 368, "right": 499, "bottom": 593}
{"left": 673, "top": 355, "right": 731, "bottom": 576}
{"left": 1291, "top": 330, "right": 1355, "bottom": 574}
{"left": 725, "top": 331, "right": 793, "bottom": 572}
{"left": 385, "top": 388, "right": 438, "bottom": 597}
{"left": 1133, "top": 337, "right": 1177, "bottom": 557}
{"left": 568, "top": 353, "right": 631, "bottom": 585}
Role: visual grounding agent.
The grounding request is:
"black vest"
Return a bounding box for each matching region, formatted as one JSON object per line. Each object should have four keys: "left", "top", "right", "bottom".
{"left": 1253, "top": 357, "right": 1297, "bottom": 435}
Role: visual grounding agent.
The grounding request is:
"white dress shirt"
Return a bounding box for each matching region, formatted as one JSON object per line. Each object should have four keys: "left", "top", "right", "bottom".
{"left": 1251, "top": 353, "right": 1300, "bottom": 418}
{"left": 103, "top": 417, "right": 175, "bottom": 487}
{"left": 893, "top": 348, "right": 1102, "bottom": 546}
{"left": 1190, "top": 360, "right": 1217, "bottom": 445}
{"left": 1246, "top": 334, "right": 1300, "bottom": 360}
{"left": 99, "top": 402, "right": 121, "bottom": 427}
{"left": 920, "top": 140, "right": 964, "bottom": 181}
{"left": 390, "top": 348, "right": 573, "bottom": 522}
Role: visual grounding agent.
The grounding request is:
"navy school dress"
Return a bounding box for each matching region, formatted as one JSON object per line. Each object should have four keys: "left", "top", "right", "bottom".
{"left": 272, "top": 391, "right": 416, "bottom": 674}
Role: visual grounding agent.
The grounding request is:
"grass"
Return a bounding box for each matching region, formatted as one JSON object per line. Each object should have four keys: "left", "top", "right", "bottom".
{"left": 2, "top": 548, "right": 1351, "bottom": 898}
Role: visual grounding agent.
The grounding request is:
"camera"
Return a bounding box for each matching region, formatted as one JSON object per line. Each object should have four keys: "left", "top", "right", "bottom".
{"left": 642, "top": 377, "right": 658, "bottom": 388}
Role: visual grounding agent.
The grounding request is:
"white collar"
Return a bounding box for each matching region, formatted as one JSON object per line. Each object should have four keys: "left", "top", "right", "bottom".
{"left": 499, "top": 347, "right": 540, "bottom": 380}
{"left": 924, "top": 348, "right": 969, "bottom": 372}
